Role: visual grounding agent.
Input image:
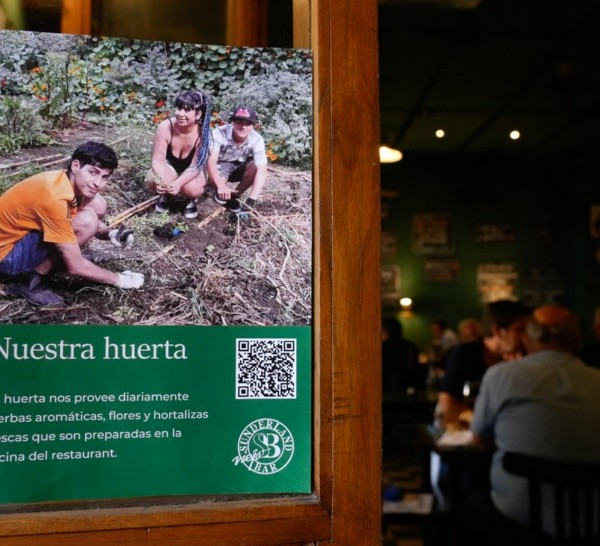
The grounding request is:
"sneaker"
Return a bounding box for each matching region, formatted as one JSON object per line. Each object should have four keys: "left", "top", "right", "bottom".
{"left": 236, "top": 201, "right": 252, "bottom": 221}
{"left": 225, "top": 198, "right": 241, "bottom": 213}
{"left": 155, "top": 194, "right": 169, "bottom": 213}
{"left": 7, "top": 272, "right": 64, "bottom": 307}
{"left": 184, "top": 199, "right": 198, "bottom": 219}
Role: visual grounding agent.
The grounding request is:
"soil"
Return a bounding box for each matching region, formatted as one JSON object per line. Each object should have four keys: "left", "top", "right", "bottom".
{"left": 0, "top": 123, "right": 312, "bottom": 326}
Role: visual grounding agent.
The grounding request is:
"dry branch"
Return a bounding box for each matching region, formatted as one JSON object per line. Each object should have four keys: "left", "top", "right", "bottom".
{"left": 0, "top": 153, "right": 63, "bottom": 171}
{"left": 147, "top": 243, "right": 175, "bottom": 265}
{"left": 108, "top": 196, "right": 159, "bottom": 227}
{"left": 0, "top": 135, "right": 132, "bottom": 180}
{"left": 197, "top": 206, "right": 224, "bottom": 228}
{"left": 267, "top": 165, "right": 311, "bottom": 179}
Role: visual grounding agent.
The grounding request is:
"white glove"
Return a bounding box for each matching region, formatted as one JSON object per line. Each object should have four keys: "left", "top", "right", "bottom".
{"left": 109, "top": 225, "right": 134, "bottom": 248}
{"left": 116, "top": 271, "right": 144, "bottom": 289}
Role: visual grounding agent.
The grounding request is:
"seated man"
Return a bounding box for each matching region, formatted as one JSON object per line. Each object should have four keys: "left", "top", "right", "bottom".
{"left": 0, "top": 141, "right": 143, "bottom": 306}
{"left": 465, "top": 305, "right": 600, "bottom": 542}
{"left": 207, "top": 106, "right": 268, "bottom": 214}
{"left": 436, "top": 300, "right": 530, "bottom": 425}
{"left": 430, "top": 318, "right": 458, "bottom": 366}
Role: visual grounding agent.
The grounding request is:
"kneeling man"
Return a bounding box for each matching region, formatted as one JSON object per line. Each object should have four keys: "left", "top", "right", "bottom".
{"left": 0, "top": 141, "right": 143, "bottom": 306}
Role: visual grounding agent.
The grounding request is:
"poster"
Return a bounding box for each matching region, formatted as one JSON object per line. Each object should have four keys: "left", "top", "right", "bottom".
{"left": 474, "top": 223, "right": 516, "bottom": 243}
{"left": 521, "top": 267, "right": 565, "bottom": 307}
{"left": 411, "top": 212, "right": 454, "bottom": 256}
{"left": 381, "top": 265, "right": 401, "bottom": 308}
{"left": 590, "top": 204, "right": 600, "bottom": 238}
{"left": 0, "top": 30, "right": 312, "bottom": 504}
{"left": 381, "top": 231, "right": 397, "bottom": 261}
{"left": 424, "top": 259, "right": 460, "bottom": 282}
{"left": 476, "top": 263, "right": 518, "bottom": 303}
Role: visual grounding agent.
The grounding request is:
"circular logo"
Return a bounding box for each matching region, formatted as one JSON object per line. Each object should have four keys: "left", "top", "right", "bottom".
{"left": 234, "top": 418, "right": 295, "bottom": 475}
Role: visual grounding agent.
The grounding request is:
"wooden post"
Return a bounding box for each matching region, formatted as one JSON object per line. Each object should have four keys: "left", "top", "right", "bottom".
{"left": 60, "top": 0, "right": 92, "bottom": 35}
{"left": 293, "top": 0, "right": 310, "bottom": 49}
{"left": 226, "top": 0, "right": 268, "bottom": 47}
{"left": 312, "top": 0, "right": 382, "bottom": 542}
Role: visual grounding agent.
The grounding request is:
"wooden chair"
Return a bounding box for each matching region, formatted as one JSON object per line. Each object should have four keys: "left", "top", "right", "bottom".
{"left": 503, "top": 451, "right": 600, "bottom": 545}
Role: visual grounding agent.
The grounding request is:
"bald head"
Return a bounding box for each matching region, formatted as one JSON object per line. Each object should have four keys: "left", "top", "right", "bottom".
{"left": 526, "top": 305, "right": 582, "bottom": 354}
{"left": 532, "top": 304, "right": 574, "bottom": 325}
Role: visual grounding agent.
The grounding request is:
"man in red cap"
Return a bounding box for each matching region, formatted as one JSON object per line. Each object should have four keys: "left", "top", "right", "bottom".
{"left": 206, "top": 106, "right": 268, "bottom": 216}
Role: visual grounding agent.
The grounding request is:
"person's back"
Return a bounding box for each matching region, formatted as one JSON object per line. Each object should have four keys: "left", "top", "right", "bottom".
{"left": 471, "top": 305, "right": 600, "bottom": 536}
{"left": 478, "top": 351, "right": 600, "bottom": 527}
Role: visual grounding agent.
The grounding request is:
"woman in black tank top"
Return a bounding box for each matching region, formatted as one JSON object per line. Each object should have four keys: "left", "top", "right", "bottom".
{"left": 165, "top": 118, "right": 200, "bottom": 175}
{"left": 146, "top": 90, "right": 212, "bottom": 219}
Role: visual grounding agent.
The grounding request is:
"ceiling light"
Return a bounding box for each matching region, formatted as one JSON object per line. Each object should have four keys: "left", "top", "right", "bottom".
{"left": 509, "top": 130, "right": 521, "bottom": 140}
{"left": 435, "top": 129, "right": 445, "bottom": 138}
{"left": 380, "top": 145, "right": 403, "bottom": 163}
{"left": 399, "top": 297, "right": 412, "bottom": 308}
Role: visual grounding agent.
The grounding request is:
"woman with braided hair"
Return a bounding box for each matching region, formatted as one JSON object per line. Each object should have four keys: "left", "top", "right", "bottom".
{"left": 146, "top": 89, "right": 212, "bottom": 219}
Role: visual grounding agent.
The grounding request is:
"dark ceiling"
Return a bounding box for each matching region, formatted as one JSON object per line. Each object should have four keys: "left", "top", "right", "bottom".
{"left": 379, "top": 0, "right": 600, "bottom": 157}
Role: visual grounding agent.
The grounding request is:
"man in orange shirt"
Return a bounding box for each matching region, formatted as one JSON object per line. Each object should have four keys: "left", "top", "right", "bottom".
{"left": 0, "top": 141, "right": 143, "bottom": 306}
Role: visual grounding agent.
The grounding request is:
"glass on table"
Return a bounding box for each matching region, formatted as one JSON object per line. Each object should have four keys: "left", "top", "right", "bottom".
{"left": 462, "top": 380, "right": 480, "bottom": 407}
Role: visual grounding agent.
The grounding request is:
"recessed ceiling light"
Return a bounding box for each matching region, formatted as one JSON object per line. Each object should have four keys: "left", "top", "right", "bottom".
{"left": 435, "top": 129, "right": 445, "bottom": 138}
{"left": 510, "top": 130, "right": 521, "bottom": 140}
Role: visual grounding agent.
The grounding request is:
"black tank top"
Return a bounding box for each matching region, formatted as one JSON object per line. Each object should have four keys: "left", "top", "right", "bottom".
{"left": 165, "top": 119, "right": 200, "bottom": 175}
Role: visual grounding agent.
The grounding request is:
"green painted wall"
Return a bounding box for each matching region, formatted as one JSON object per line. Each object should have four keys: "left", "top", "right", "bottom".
{"left": 381, "top": 152, "right": 600, "bottom": 351}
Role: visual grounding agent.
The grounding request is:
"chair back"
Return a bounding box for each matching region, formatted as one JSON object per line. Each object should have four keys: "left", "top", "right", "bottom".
{"left": 503, "top": 451, "right": 600, "bottom": 545}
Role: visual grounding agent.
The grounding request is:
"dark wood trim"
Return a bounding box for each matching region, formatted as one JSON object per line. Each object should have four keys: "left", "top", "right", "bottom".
{"left": 60, "top": 0, "right": 91, "bottom": 35}
{"left": 226, "top": 0, "right": 269, "bottom": 47}
{"left": 0, "top": 1, "right": 381, "bottom": 543}
{"left": 314, "top": 0, "right": 381, "bottom": 541}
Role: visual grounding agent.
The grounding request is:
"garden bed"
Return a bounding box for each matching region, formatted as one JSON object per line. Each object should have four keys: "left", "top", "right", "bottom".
{"left": 0, "top": 123, "right": 312, "bottom": 326}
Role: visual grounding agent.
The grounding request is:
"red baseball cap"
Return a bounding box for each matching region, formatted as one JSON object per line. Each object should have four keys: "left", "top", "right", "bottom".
{"left": 230, "top": 106, "right": 257, "bottom": 124}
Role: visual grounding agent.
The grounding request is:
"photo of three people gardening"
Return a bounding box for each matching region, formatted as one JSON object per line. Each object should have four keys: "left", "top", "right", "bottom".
{"left": 0, "top": 31, "right": 312, "bottom": 326}
{"left": 0, "top": 94, "right": 268, "bottom": 308}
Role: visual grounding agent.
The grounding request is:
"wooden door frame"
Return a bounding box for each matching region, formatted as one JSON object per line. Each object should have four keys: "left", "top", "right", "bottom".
{"left": 1, "top": 1, "right": 381, "bottom": 544}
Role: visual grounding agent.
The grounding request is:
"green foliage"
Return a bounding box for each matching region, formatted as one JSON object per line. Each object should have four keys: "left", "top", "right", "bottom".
{"left": 218, "top": 67, "right": 313, "bottom": 168}
{"left": 28, "top": 53, "right": 80, "bottom": 128}
{"left": 0, "top": 30, "right": 313, "bottom": 165}
{"left": 0, "top": 96, "right": 50, "bottom": 153}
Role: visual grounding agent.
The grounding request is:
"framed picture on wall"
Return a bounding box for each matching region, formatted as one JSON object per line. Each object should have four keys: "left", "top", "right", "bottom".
{"left": 521, "top": 267, "right": 565, "bottom": 307}
{"left": 381, "top": 231, "right": 398, "bottom": 261}
{"left": 474, "top": 223, "right": 516, "bottom": 243}
{"left": 411, "top": 212, "right": 454, "bottom": 256}
{"left": 424, "top": 259, "right": 460, "bottom": 282}
{"left": 381, "top": 189, "right": 399, "bottom": 222}
{"left": 477, "top": 262, "right": 518, "bottom": 303}
{"left": 590, "top": 204, "right": 600, "bottom": 238}
{"left": 381, "top": 265, "right": 401, "bottom": 308}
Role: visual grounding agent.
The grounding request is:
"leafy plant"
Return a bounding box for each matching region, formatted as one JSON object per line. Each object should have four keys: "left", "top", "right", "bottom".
{"left": 0, "top": 96, "right": 50, "bottom": 152}
{"left": 0, "top": 31, "right": 313, "bottom": 164}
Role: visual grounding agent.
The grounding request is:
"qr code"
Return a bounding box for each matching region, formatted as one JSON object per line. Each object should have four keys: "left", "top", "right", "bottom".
{"left": 236, "top": 339, "right": 297, "bottom": 399}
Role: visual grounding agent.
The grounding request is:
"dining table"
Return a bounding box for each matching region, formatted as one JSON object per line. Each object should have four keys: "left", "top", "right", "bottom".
{"left": 417, "top": 422, "right": 494, "bottom": 546}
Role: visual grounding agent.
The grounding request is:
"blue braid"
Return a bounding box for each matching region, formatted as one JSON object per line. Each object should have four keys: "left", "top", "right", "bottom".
{"left": 194, "top": 92, "right": 212, "bottom": 170}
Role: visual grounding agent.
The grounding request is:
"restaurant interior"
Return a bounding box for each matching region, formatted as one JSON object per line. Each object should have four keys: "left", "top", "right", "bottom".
{"left": 3, "top": 1, "right": 600, "bottom": 544}
{"left": 379, "top": 1, "right": 600, "bottom": 544}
